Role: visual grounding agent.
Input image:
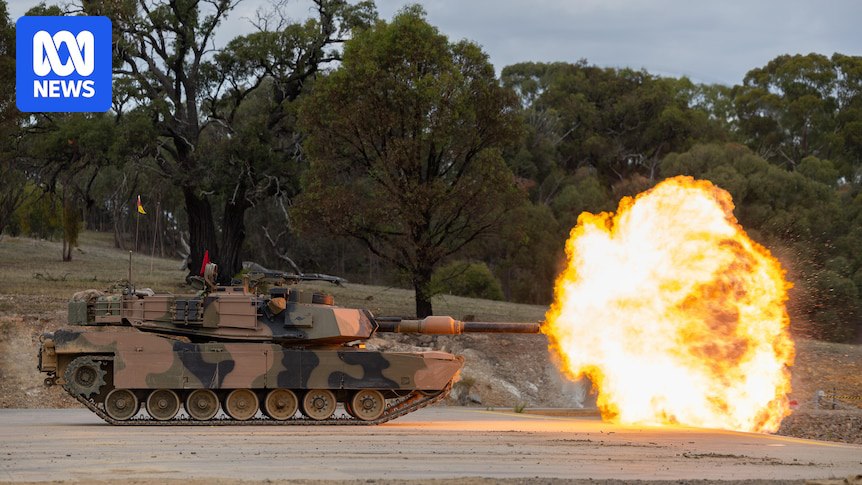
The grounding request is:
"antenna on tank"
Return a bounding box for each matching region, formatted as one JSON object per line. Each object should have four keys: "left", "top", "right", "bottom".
{"left": 128, "top": 251, "right": 133, "bottom": 290}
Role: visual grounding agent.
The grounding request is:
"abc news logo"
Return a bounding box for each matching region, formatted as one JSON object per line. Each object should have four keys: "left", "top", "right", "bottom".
{"left": 33, "top": 30, "right": 96, "bottom": 98}
{"left": 16, "top": 16, "right": 112, "bottom": 112}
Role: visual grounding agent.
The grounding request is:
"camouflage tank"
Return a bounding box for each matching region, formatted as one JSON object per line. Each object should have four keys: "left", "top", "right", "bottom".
{"left": 37, "top": 264, "right": 540, "bottom": 425}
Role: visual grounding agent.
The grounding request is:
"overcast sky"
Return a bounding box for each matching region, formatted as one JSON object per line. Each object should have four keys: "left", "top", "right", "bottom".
{"left": 8, "top": 0, "right": 861, "bottom": 86}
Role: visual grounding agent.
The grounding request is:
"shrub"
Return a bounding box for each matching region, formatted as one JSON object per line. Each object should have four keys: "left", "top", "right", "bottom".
{"left": 432, "top": 261, "right": 504, "bottom": 301}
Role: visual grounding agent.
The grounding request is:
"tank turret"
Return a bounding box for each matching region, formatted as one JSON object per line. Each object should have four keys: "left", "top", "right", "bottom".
{"left": 38, "top": 264, "right": 541, "bottom": 425}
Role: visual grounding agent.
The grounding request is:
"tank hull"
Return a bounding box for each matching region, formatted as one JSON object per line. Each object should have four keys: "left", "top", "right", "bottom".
{"left": 41, "top": 329, "right": 463, "bottom": 425}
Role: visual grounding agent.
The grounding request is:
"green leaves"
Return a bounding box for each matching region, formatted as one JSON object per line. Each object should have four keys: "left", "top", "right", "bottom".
{"left": 431, "top": 261, "right": 504, "bottom": 301}
{"left": 294, "top": 7, "right": 522, "bottom": 316}
{"left": 501, "top": 61, "right": 723, "bottom": 186}
{"left": 732, "top": 53, "right": 862, "bottom": 174}
{"left": 0, "top": 0, "right": 12, "bottom": 117}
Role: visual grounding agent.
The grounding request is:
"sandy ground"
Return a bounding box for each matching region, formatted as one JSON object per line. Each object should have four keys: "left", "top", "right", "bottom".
{"left": 1, "top": 407, "right": 861, "bottom": 484}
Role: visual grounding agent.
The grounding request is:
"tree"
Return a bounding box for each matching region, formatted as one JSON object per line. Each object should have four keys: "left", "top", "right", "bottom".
{"left": 83, "top": 0, "right": 374, "bottom": 281}
{"left": 294, "top": 6, "right": 523, "bottom": 317}
{"left": 501, "top": 61, "right": 725, "bottom": 193}
{"left": 731, "top": 53, "right": 862, "bottom": 177}
{"left": 487, "top": 201, "right": 562, "bottom": 303}
{"left": 0, "top": 0, "right": 13, "bottom": 123}
{"left": 832, "top": 53, "right": 862, "bottom": 177}
{"left": 0, "top": 0, "right": 24, "bottom": 238}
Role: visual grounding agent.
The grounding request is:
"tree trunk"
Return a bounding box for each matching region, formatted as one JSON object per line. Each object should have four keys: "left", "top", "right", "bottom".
{"left": 413, "top": 265, "right": 434, "bottom": 318}
{"left": 184, "top": 187, "right": 219, "bottom": 279}
{"left": 113, "top": 219, "right": 125, "bottom": 250}
{"left": 219, "top": 198, "right": 248, "bottom": 284}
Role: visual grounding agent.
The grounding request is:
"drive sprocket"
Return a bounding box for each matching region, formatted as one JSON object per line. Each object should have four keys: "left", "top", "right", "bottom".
{"left": 63, "top": 356, "right": 107, "bottom": 399}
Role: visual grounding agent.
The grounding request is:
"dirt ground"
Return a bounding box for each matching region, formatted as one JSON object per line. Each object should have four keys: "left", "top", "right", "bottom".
{"left": 3, "top": 408, "right": 862, "bottom": 483}
{"left": 1, "top": 234, "right": 861, "bottom": 445}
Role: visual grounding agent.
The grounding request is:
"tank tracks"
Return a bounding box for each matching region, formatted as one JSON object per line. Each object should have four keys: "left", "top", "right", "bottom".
{"left": 63, "top": 357, "right": 452, "bottom": 426}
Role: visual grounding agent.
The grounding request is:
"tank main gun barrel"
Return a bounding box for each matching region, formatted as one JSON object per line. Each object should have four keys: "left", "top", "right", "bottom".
{"left": 375, "top": 316, "right": 541, "bottom": 335}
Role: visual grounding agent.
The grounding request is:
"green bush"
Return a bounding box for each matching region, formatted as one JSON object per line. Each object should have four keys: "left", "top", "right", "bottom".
{"left": 8, "top": 185, "right": 63, "bottom": 239}
{"left": 432, "top": 261, "right": 504, "bottom": 301}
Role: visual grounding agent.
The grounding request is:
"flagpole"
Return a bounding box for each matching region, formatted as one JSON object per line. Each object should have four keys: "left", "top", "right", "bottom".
{"left": 134, "top": 195, "right": 146, "bottom": 254}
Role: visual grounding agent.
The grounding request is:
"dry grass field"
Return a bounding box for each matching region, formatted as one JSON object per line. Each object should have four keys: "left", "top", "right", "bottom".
{"left": 0, "top": 232, "right": 860, "bottom": 443}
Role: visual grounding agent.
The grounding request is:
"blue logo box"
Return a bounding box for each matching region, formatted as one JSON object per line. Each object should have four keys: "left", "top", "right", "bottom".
{"left": 16, "top": 16, "right": 112, "bottom": 113}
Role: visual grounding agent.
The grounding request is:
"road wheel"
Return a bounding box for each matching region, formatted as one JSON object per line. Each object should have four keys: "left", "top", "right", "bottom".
{"left": 350, "top": 390, "right": 386, "bottom": 421}
{"left": 104, "top": 389, "right": 138, "bottom": 421}
{"left": 186, "top": 389, "right": 219, "bottom": 421}
{"left": 224, "top": 389, "right": 259, "bottom": 421}
{"left": 301, "top": 389, "right": 336, "bottom": 420}
{"left": 263, "top": 389, "right": 298, "bottom": 421}
{"left": 147, "top": 389, "right": 180, "bottom": 421}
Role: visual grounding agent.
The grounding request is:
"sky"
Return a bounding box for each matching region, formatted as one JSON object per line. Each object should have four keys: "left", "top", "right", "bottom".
{"left": 7, "top": 0, "right": 861, "bottom": 86}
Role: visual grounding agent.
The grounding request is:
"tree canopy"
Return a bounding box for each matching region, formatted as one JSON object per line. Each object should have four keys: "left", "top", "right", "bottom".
{"left": 294, "top": 6, "right": 522, "bottom": 317}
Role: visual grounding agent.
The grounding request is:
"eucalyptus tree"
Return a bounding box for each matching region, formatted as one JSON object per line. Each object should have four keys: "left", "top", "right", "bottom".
{"left": 295, "top": 7, "right": 523, "bottom": 317}
{"left": 81, "top": 0, "right": 375, "bottom": 280}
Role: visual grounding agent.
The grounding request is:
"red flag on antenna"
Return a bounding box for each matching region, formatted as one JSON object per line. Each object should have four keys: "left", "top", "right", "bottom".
{"left": 199, "top": 250, "right": 210, "bottom": 276}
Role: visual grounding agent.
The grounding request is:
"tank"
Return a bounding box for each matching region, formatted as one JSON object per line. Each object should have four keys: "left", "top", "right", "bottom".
{"left": 37, "top": 264, "right": 541, "bottom": 425}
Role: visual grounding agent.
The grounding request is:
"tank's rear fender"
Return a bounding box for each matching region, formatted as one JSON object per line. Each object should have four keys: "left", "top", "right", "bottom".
{"left": 44, "top": 329, "right": 127, "bottom": 384}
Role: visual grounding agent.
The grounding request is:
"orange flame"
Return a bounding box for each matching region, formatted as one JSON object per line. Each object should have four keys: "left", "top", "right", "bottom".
{"left": 544, "top": 176, "right": 794, "bottom": 432}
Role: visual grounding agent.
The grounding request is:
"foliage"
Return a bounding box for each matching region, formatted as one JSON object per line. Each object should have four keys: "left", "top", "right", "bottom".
{"left": 9, "top": 185, "right": 63, "bottom": 240}
{"left": 551, "top": 168, "right": 613, "bottom": 231}
{"left": 0, "top": 162, "right": 25, "bottom": 237}
{"left": 0, "top": 0, "right": 24, "bottom": 236}
{"left": 501, "top": 61, "right": 726, "bottom": 189}
{"left": 488, "top": 202, "right": 562, "bottom": 303}
{"left": 73, "top": 0, "right": 376, "bottom": 281}
{"left": 0, "top": 0, "right": 14, "bottom": 124}
{"left": 432, "top": 261, "right": 504, "bottom": 301}
{"left": 294, "top": 6, "right": 523, "bottom": 317}
{"left": 732, "top": 53, "right": 862, "bottom": 177}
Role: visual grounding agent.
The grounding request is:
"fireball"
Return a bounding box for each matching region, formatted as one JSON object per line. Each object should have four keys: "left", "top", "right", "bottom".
{"left": 545, "top": 176, "right": 794, "bottom": 432}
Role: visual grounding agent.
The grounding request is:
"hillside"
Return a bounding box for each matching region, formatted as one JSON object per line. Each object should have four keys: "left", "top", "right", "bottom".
{"left": 0, "top": 233, "right": 860, "bottom": 443}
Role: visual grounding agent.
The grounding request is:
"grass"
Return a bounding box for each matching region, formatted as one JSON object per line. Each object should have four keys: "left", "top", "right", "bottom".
{"left": 0, "top": 232, "right": 188, "bottom": 315}
{"left": 0, "top": 231, "right": 548, "bottom": 322}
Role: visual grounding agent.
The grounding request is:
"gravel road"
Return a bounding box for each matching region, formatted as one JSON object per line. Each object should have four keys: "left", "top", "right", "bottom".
{"left": 1, "top": 407, "right": 860, "bottom": 483}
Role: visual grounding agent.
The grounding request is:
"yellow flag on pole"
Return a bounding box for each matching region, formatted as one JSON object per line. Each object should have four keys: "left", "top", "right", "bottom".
{"left": 136, "top": 195, "right": 146, "bottom": 215}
